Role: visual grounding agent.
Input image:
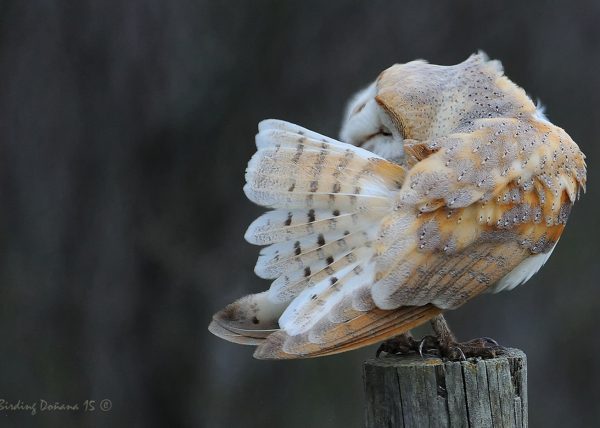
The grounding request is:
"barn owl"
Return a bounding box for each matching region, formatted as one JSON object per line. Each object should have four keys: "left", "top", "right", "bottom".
{"left": 208, "top": 53, "right": 586, "bottom": 360}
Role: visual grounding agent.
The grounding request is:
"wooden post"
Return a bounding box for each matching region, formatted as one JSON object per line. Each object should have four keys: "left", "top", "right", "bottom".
{"left": 363, "top": 348, "right": 527, "bottom": 428}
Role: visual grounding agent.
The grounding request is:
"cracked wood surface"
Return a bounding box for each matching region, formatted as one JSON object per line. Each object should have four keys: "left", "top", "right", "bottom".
{"left": 363, "top": 348, "right": 527, "bottom": 427}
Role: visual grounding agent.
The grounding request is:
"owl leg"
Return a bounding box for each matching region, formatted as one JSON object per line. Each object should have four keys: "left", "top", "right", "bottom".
{"left": 430, "top": 314, "right": 504, "bottom": 360}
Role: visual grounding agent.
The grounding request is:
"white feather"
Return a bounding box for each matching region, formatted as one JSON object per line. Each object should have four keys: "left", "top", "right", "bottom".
{"left": 243, "top": 119, "right": 405, "bottom": 335}
{"left": 489, "top": 244, "right": 556, "bottom": 293}
{"left": 279, "top": 260, "right": 375, "bottom": 336}
{"left": 533, "top": 100, "right": 551, "bottom": 124}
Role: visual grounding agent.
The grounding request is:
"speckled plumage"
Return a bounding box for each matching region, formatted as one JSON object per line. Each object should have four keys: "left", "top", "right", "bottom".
{"left": 209, "top": 53, "right": 586, "bottom": 359}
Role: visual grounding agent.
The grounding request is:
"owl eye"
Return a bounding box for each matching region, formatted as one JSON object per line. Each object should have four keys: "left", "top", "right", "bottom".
{"left": 358, "top": 126, "right": 393, "bottom": 147}
{"left": 379, "top": 127, "right": 392, "bottom": 137}
{"left": 352, "top": 102, "right": 367, "bottom": 115}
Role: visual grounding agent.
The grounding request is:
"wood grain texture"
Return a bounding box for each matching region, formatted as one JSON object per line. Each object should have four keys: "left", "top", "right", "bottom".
{"left": 363, "top": 349, "right": 527, "bottom": 427}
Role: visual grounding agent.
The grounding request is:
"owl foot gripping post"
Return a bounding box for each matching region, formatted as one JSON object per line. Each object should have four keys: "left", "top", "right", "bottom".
{"left": 376, "top": 314, "right": 504, "bottom": 361}
{"left": 208, "top": 52, "right": 586, "bottom": 360}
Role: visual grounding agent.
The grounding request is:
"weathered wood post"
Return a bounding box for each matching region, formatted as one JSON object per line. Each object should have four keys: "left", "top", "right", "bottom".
{"left": 363, "top": 348, "right": 527, "bottom": 427}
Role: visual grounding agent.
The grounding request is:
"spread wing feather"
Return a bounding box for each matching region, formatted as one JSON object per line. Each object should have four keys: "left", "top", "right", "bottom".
{"left": 210, "top": 120, "right": 415, "bottom": 353}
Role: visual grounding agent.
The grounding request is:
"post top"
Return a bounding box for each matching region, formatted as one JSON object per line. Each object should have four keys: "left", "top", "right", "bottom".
{"left": 364, "top": 347, "right": 526, "bottom": 368}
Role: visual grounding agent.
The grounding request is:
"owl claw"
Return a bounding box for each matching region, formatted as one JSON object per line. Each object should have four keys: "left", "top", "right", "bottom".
{"left": 417, "top": 335, "right": 439, "bottom": 357}
{"left": 482, "top": 337, "right": 499, "bottom": 346}
{"left": 449, "top": 346, "right": 467, "bottom": 361}
{"left": 418, "top": 338, "right": 426, "bottom": 357}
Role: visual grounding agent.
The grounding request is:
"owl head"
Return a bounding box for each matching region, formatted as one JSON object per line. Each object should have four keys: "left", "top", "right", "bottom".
{"left": 339, "top": 53, "right": 509, "bottom": 164}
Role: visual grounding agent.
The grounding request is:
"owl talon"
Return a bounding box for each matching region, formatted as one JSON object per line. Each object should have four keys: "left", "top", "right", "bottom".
{"left": 428, "top": 315, "right": 506, "bottom": 361}
{"left": 418, "top": 338, "right": 426, "bottom": 357}
{"left": 483, "top": 337, "right": 499, "bottom": 346}
{"left": 417, "top": 335, "right": 439, "bottom": 357}
{"left": 448, "top": 346, "right": 467, "bottom": 361}
{"left": 439, "top": 338, "right": 506, "bottom": 361}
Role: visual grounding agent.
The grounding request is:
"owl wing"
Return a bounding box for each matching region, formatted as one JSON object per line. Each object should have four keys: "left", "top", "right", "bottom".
{"left": 371, "top": 116, "right": 585, "bottom": 311}
{"left": 210, "top": 120, "right": 418, "bottom": 357}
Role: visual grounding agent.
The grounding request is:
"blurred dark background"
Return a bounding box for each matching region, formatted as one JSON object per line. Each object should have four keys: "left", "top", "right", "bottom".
{"left": 0, "top": 1, "right": 598, "bottom": 427}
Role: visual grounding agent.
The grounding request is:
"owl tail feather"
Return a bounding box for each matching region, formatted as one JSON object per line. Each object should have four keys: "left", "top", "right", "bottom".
{"left": 209, "top": 120, "right": 418, "bottom": 358}
{"left": 208, "top": 291, "right": 286, "bottom": 345}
